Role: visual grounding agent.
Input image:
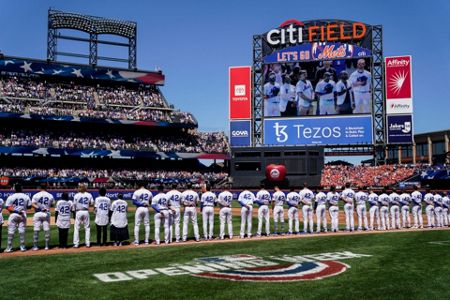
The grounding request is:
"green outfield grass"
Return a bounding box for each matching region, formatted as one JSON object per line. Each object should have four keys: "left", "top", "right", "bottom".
{"left": 1, "top": 227, "right": 450, "bottom": 299}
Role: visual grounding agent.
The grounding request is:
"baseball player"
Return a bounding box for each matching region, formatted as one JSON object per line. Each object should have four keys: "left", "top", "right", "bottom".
{"left": 355, "top": 187, "right": 369, "bottom": 231}
{"left": 286, "top": 187, "right": 300, "bottom": 235}
{"left": 335, "top": 71, "right": 353, "bottom": 114}
{"left": 31, "top": 183, "right": 55, "bottom": 250}
{"left": 255, "top": 184, "right": 271, "bottom": 237}
{"left": 200, "top": 185, "right": 216, "bottom": 240}
{"left": 238, "top": 189, "right": 255, "bottom": 238}
{"left": 279, "top": 75, "right": 297, "bottom": 116}
{"left": 166, "top": 184, "right": 182, "bottom": 243}
{"left": 132, "top": 184, "right": 152, "bottom": 245}
{"left": 73, "top": 184, "right": 94, "bottom": 248}
{"left": 367, "top": 188, "right": 380, "bottom": 231}
{"left": 327, "top": 186, "right": 340, "bottom": 232}
{"left": 152, "top": 185, "right": 171, "bottom": 245}
{"left": 94, "top": 187, "right": 111, "bottom": 246}
{"left": 315, "top": 189, "right": 328, "bottom": 233}
{"left": 433, "top": 192, "right": 443, "bottom": 228}
{"left": 296, "top": 70, "right": 315, "bottom": 116}
{"left": 181, "top": 183, "right": 200, "bottom": 242}
{"left": 423, "top": 189, "right": 435, "bottom": 228}
{"left": 315, "top": 72, "right": 336, "bottom": 115}
{"left": 379, "top": 188, "right": 391, "bottom": 231}
{"left": 264, "top": 72, "right": 281, "bottom": 117}
{"left": 299, "top": 183, "right": 314, "bottom": 234}
{"left": 217, "top": 188, "right": 233, "bottom": 239}
{"left": 442, "top": 194, "right": 450, "bottom": 227}
{"left": 55, "top": 192, "right": 72, "bottom": 249}
{"left": 4, "top": 184, "right": 31, "bottom": 252}
{"left": 0, "top": 196, "right": 4, "bottom": 251}
{"left": 399, "top": 191, "right": 412, "bottom": 229}
{"left": 272, "top": 186, "right": 286, "bottom": 235}
{"left": 411, "top": 186, "right": 424, "bottom": 229}
{"left": 350, "top": 59, "right": 372, "bottom": 113}
{"left": 389, "top": 189, "right": 401, "bottom": 230}
{"left": 341, "top": 182, "right": 356, "bottom": 232}
{"left": 110, "top": 194, "right": 129, "bottom": 246}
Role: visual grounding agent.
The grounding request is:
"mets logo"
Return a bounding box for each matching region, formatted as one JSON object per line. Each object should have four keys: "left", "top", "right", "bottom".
{"left": 270, "top": 169, "right": 280, "bottom": 179}
{"left": 191, "top": 254, "right": 349, "bottom": 282}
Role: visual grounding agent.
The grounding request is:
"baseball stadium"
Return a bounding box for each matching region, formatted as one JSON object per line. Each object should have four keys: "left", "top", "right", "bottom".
{"left": 0, "top": 2, "right": 449, "bottom": 300}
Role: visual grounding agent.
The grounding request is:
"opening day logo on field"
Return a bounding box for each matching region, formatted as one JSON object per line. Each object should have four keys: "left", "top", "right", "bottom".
{"left": 94, "top": 251, "right": 371, "bottom": 283}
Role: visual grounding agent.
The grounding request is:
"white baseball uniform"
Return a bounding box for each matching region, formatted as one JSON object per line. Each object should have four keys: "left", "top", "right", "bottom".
{"left": 442, "top": 196, "right": 450, "bottom": 226}
{"left": 238, "top": 190, "right": 255, "bottom": 238}
{"left": 201, "top": 191, "right": 216, "bottom": 240}
{"left": 132, "top": 188, "right": 152, "bottom": 244}
{"left": 315, "top": 79, "right": 336, "bottom": 115}
{"left": 256, "top": 189, "right": 271, "bottom": 236}
{"left": 411, "top": 191, "right": 424, "bottom": 228}
{"left": 152, "top": 192, "right": 171, "bottom": 244}
{"left": 5, "top": 192, "right": 31, "bottom": 250}
{"left": 264, "top": 82, "right": 281, "bottom": 117}
{"left": 55, "top": 200, "right": 72, "bottom": 229}
{"left": 110, "top": 199, "right": 128, "bottom": 227}
{"left": 296, "top": 79, "right": 314, "bottom": 114}
{"left": 31, "top": 191, "right": 55, "bottom": 232}
{"left": 399, "top": 193, "right": 411, "bottom": 228}
{"left": 217, "top": 191, "right": 233, "bottom": 239}
{"left": 355, "top": 191, "right": 369, "bottom": 230}
{"left": 94, "top": 196, "right": 111, "bottom": 226}
{"left": 166, "top": 189, "right": 182, "bottom": 242}
{"left": 434, "top": 194, "right": 443, "bottom": 227}
{"left": 389, "top": 192, "right": 401, "bottom": 229}
{"left": 349, "top": 69, "right": 371, "bottom": 113}
{"left": 341, "top": 188, "right": 355, "bottom": 231}
{"left": 327, "top": 192, "right": 340, "bottom": 232}
{"left": 423, "top": 193, "right": 435, "bottom": 228}
{"left": 287, "top": 191, "right": 300, "bottom": 234}
{"left": 73, "top": 191, "right": 94, "bottom": 247}
{"left": 182, "top": 189, "right": 200, "bottom": 241}
{"left": 379, "top": 193, "right": 391, "bottom": 230}
{"left": 368, "top": 192, "right": 380, "bottom": 230}
{"left": 315, "top": 192, "right": 327, "bottom": 233}
{"left": 272, "top": 190, "right": 286, "bottom": 234}
{"left": 299, "top": 188, "right": 314, "bottom": 233}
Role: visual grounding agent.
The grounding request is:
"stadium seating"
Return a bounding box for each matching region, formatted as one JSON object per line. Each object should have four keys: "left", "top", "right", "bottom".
{"left": 0, "top": 128, "right": 229, "bottom": 154}
{"left": 0, "top": 76, "right": 196, "bottom": 125}
{"left": 320, "top": 164, "right": 419, "bottom": 187}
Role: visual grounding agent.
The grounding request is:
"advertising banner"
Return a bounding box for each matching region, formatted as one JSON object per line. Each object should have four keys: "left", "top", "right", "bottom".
{"left": 387, "top": 114, "right": 413, "bottom": 144}
{"left": 385, "top": 56, "right": 413, "bottom": 114}
{"left": 230, "top": 120, "right": 251, "bottom": 147}
{"left": 229, "top": 66, "right": 252, "bottom": 119}
{"left": 264, "top": 115, "right": 373, "bottom": 146}
{"left": 264, "top": 42, "right": 372, "bottom": 63}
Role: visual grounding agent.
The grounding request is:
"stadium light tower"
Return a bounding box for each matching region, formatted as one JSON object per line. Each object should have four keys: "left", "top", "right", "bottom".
{"left": 47, "top": 8, "right": 137, "bottom": 69}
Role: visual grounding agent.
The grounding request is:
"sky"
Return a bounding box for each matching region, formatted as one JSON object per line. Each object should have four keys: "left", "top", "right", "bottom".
{"left": 0, "top": 0, "right": 449, "bottom": 137}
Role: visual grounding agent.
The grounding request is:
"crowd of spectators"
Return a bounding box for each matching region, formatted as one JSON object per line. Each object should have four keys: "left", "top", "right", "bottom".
{"left": 0, "top": 168, "right": 229, "bottom": 188}
{"left": 0, "top": 129, "right": 230, "bottom": 154}
{"left": 0, "top": 76, "right": 196, "bottom": 125}
{"left": 320, "top": 164, "right": 419, "bottom": 187}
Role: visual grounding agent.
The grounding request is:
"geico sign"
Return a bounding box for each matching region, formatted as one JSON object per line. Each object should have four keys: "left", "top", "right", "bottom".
{"left": 232, "top": 130, "right": 249, "bottom": 137}
{"left": 266, "top": 19, "right": 367, "bottom": 46}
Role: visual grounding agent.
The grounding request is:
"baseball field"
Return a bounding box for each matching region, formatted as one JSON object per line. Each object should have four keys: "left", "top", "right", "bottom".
{"left": 1, "top": 207, "right": 450, "bottom": 300}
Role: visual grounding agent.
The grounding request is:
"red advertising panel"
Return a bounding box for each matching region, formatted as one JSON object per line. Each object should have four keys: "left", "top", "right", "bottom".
{"left": 385, "top": 56, "right": 413, "bottom": 114}
{"left": 229, "top": 66, "right": 252, "bottom": 119}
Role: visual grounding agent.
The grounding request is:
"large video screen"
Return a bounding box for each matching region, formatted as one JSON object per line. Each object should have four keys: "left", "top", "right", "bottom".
{"left": 263, "top": 58, "right": 372, "bottom": 118}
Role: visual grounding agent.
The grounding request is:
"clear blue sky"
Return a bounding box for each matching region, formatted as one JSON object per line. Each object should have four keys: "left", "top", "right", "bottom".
{"left": 1, "top": 0, "right": 449, "bottom": 135}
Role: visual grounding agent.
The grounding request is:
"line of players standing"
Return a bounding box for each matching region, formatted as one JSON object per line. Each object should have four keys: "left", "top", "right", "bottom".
{"left": 1, "top": 181, "right": 449, "bottom": 253}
